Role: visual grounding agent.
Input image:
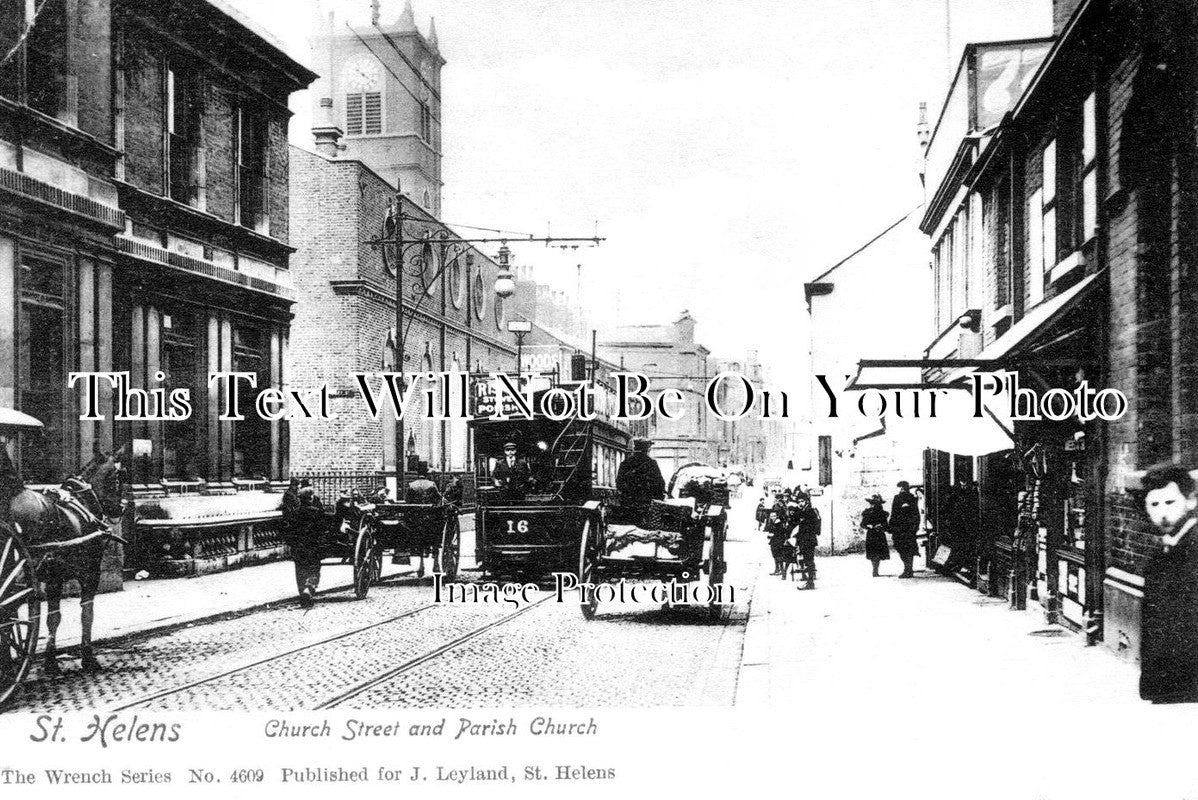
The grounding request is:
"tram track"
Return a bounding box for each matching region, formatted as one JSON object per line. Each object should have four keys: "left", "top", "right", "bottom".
{"left": 107, "top": 601, "right": 440, "bottom": 712}
{"left": 107, "top": 593, "right": 556, "bottom": 712}
{"left": 314, "top": 593, "right": 555, "bottom": 709}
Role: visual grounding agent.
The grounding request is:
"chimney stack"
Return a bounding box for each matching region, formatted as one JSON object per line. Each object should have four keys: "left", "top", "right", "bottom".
{"left": 311, "top": 10, "right": 343, "bottom": 158}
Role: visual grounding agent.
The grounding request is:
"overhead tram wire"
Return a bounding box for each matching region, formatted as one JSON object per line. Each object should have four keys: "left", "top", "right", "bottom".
{"left": 373, "top": 22, "right": 441, "bottom": 104}
{"left": 345, "top": 23, "right": 443, "bottom": 128}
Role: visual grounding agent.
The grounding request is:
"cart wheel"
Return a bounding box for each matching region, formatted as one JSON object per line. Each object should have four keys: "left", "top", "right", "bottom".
{"left": 439, "top": 514, "right": 460, "bottom": 582}
{"left": 369, "top": 542, "right": 384, "bottom": 584}
{"left": 0, "top": 524, "right": 39, "bottom": 707}
{"left": 353, "top": 522, "right": 376, "bottom": 600}
{"left": 577, "top": 518, "right": 600, "bottom": 620}
{"left": 706, "top": 515, "right": 727, "bottom": 621}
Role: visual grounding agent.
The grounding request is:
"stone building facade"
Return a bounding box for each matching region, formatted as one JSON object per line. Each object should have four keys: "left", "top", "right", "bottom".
{"left": 0, "top": 0, "right": 316, "bottom": 577}
{"left": 598, "top": 312, "right": 719, "bottom": 474}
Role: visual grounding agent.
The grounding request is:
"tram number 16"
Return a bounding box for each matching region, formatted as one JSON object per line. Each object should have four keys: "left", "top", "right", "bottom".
{"left": 506, "top": 519, "right": 530, "bottom": 534}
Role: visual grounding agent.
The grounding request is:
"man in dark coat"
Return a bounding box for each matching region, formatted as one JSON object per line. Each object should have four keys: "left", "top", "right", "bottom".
{"left": 791, "top": 493, "right": 821, "bottom": 589}
{"left": 1139, "top": 464, "right": 1198, "bottom": 704}
{"left": 291, "top": 483, "right": 326, "bottom": 608}
{"left": 492, "top": 440, "right": 533, "bottom": 499}
{"left": 405, "top": 462, "right": 443, "bottom": 504}
{"left": 616, "top": 438, "right": 666, "bottom": 505}
{"left": 890, "top": 480, "right": 921, "bottom": 578}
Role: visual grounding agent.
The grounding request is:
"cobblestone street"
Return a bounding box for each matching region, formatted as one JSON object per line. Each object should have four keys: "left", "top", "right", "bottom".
{"left": 5, "top": 496, "right": 1196, "bottom": 720}
{"left": 4, "top": 501, "right": 759, "bottom": 713}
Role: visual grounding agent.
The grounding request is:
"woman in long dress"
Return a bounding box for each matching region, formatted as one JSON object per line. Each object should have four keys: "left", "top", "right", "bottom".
{"left": 861, "top": 494, "right": 890, "bottom": 577}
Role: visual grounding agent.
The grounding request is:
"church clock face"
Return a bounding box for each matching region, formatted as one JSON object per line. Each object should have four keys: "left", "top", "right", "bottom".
{"left": 344, "top": 56, "right": 382, "bottom": 92}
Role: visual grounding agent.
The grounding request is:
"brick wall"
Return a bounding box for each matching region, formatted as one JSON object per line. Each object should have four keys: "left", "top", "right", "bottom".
{"left": 123, "top": 39, "right": 163, "bottom": 195}
{"left": 268, "top": 117, "right": 289, "bottom": 243}
{"left": 202, "top": 82, "right": 235, "bottom": 220}
{"left": 287, "top": 148, "right": 517, "bottom": 477}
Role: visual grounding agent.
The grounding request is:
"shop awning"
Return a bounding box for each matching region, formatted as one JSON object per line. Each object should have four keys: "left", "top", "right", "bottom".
{"left": 844, "top": 272, "right": 1103, "bottom": 457}
{"left": 940, "top": 270, "right": 1103, "bottom": 384}
{"left": 852, "top": 387, "right": 1015, "bottom": 457}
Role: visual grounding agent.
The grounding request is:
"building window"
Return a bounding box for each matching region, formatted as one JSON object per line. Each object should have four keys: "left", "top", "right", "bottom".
{"left": 993, "top": 178, "right": 1011, "bottom": 309}
{"left": 24, "top": 0, "right": 67, "bottom": 119}
{"left": 473, "top": 271, "right": 487, "bottom": 321}
{"left": 236, "top": 107, "right": 268, "bottom": 231}
{"left": 18, "top": 256, "right": 66, "bottom": 484}
{"left": 167, "top": 64, "right": 200, "bottom": 206}
{"left": 1041, "top": 139, "right": 1057, "bottom": 272}
{"left": 1027, "top": 189, "right": 1044, "bottom": 307}
{"left": 346, "top": 92, "right": 382, "bottom": 135}
{"left": 162, "top": 311, "right": 201, "bottom": 479}
{"left": 419, "top": 101, "right": 432, "bottom": 142}
{"left": 1081, "top": 92, "right": 1097, "bottom": 243}
{"left": 232, "top": 325, "right": 270, "bottom": 478}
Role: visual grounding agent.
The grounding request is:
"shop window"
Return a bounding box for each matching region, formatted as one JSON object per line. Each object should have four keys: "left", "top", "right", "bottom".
{"left": 232, "top": 325, "right": 270, "bottom": 478}
{"left": 162, "top": 312, "right": 201, "bottom": 479}
{"left": 236, "top": 107, "right": 268, "bottom": 231}
{"left": 18, "top": 257, "right": 65, "bottom": 484}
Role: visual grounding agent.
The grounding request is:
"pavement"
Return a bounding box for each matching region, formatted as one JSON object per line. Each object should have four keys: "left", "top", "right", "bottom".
{"left": 735, "top": 551, "right": 1145, "bottom": 708}
{"left": 38, "top": 517, "right": 484, "bottom": 652}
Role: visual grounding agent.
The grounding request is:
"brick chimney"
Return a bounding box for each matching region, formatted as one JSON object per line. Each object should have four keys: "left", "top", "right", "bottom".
{"left": 1053, "top": 0, "right": 1084, "bottom": 34}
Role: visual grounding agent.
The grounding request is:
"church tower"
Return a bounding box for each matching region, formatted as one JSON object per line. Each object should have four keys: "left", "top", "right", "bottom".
{"left": 309, "top": 0, "right": 444, "bottom": 215}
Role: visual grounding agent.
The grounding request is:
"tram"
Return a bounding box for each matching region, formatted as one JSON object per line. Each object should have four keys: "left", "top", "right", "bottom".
{"left": 469, "top": 380, "right": 631, "bottom": 577}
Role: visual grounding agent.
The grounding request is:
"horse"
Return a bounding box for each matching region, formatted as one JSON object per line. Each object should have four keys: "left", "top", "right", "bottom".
{"left": 4, "top": 446, "right": 128, "bottom": 675}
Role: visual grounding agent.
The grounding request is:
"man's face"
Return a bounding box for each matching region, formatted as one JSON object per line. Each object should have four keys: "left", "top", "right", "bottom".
{"left": 1145, "top": 482, "right": 1198, "bottom": 533}
{"left": 504, "top": 446, "right": 516, "bottom": 460}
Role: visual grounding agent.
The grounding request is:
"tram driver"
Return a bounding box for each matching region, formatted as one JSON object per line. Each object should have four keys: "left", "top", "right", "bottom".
{"left": 493, "top": 440, "right": 534, "bottom": 500}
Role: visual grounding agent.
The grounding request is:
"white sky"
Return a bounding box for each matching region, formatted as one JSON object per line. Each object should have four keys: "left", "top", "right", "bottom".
{"left": 230, "top": 0, "right": 1051, "bottom": 384}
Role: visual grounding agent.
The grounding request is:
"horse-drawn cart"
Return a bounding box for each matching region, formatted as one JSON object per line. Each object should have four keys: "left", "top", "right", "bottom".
{"left": 370, "top": 501, "right": 461, "bottom": 582}
{"left": 577, "top": 462, "right": 729, "bottom": 621}
{"left": 0, "top": 515, "right": 39, "bottom": 707}
{"left": 1, "top": 408, "right": 128, "bottom": 707}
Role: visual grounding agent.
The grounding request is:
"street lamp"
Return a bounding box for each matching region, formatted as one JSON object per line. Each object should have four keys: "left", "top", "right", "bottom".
{"left": 507, "top": 319, "right": 532, "bottom": 375}
{"left": 371, "top": 195, "right": 602, "bottom": 494}
{"left": 377, "top": 195, "right": 518, "bottom": 495}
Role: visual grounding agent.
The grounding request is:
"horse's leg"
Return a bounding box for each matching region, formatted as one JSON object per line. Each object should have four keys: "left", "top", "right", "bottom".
{"left": 43, "top": 580, "right": 62, "bottom": 677}
{"left": 79, "top": 549, "right": 104, "bottom": 673}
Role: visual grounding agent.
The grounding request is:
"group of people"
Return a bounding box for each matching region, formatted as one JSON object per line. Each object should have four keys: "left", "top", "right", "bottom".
{"left": 858, "top": 480, "right": 922, "bottom": 578}
{"left": 757, "top": 488, "right": 822, "bottom": 589}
